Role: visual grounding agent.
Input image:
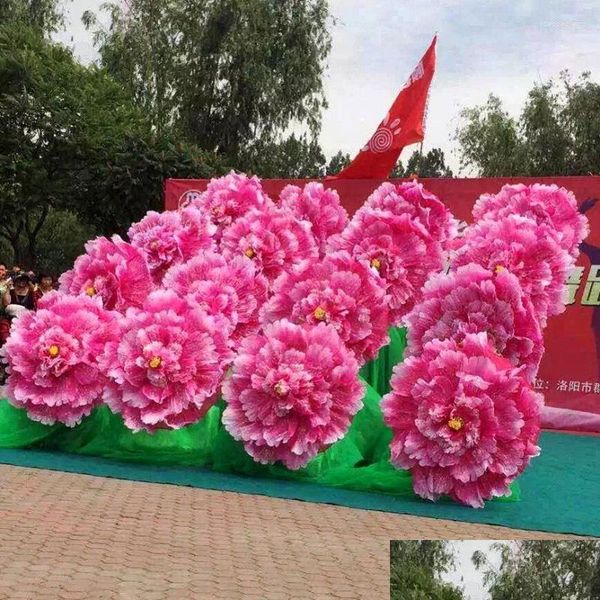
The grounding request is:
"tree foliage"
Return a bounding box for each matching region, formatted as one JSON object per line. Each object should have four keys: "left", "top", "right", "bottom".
{"left": 85, "top": 0, "right": 332, "bottom": 169}
{"left": 325, "top": 150, "right": 351, "bottom": 175}
{"left": 473, "top": 540, "right": 600, "bottom": 600}
{"left": 30, "top": 208, "right": 96, "bottom": 275}
{"left": 392, "top": 148, "right": 453, "bottom": 178}
{"left": 238, "top": 134, "right": 326, "bottom": 179}
{"left": 81, "top": 136, "right": 221, "bottom": 236}
{"left": 0, "top": 0, "right": 65, "bottom": 33}
{"left": 455, "top": 95, "right": 524, "bottom": 176}
{"left": 390, "top": 541, "right": 464, "bottom": 600}
{"left": 0, "top": 22, "right": 218, "bottom": 270}
{"left": 455, "top": 72, "right": 600, "bottom": 176}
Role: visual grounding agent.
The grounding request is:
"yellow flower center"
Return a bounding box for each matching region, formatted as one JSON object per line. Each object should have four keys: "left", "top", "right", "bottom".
{"left": 494, "top": 265, "right": 505, "bottom": 274}
{"left": 447, "top": 417, "right": 464, "bottom": 431}
{"left": 274, "top": 381, "right": 288, "bottom": 396}
{"left": 244, "top": 247, "right": 255, "bottom": 259}
{"left": 370, "top": 257, "right": 382, "bottom": 270}
{"left": 148, "top": 356, "right": 162, "bottom": 369}
{"left": 48, "top": 345, "right": 60, "bottom": 358}
{"left": 85, "top": 286, "right": 96, "bottom": 297}
{"left": 150, "top": 240, "right": 159, "bottom": 250}
{"left": 313, "top": 306, "right": 327, "bottom": 321}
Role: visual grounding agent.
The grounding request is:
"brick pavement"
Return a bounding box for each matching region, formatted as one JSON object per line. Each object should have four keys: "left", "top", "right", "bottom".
{"left": 0, "top": 465, "right": 580, "bottom": 600}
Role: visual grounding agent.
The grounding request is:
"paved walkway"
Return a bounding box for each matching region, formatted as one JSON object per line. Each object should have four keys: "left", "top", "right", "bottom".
{"left": 0, "top": 465, "right": 578, "bottom": 600}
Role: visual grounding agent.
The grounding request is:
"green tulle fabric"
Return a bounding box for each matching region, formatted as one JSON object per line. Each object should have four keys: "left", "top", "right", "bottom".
{"left": 0, "top": 327, "right": 519, "bottom": 502}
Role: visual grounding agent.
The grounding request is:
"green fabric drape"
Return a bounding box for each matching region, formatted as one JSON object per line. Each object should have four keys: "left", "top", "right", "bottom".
{"left": 359, "top": 326, "right": 407, "bottom": 396}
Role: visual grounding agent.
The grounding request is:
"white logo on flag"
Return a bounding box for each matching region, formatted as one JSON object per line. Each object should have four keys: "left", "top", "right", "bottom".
{"left": 362, "top": 112, "right": 402, "bottom": 153}
{"left": 403, "top": 60, "right": 425, "bottom": 89}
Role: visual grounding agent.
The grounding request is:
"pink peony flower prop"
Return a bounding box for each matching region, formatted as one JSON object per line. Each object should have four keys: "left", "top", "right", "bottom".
{"left": 191, "top": 171, "right": 272, "bottom": 237}
{"left": 59, "top": 235, "right": 154, "bottom": 312}
{"left": 261, "top": 251, "right": 389, "bottom": 365}
{"left": 329, "top": 209, "right": 444, "bottom": 325}
{"left": 279, "top": 182, "right": 349, "bottom": 255}
{"left": 222, "top": 320, "right": 364, "bottom": 469}
{"left": 472, "top": 183, "right": 588, "bottom": 258}
{"left": 221, "top": 208, "right": 319, "bottom": 284}
{"left": 405, "top": 263, "right": 543, "bottom": 382}
{"left": 163, "top": 252, "right": 268, "bottom": 343}
{"left": 101, "top": 290, "right": 233, "bottom": 432}
{"left": 128, "top": 207, "right": 216, "bottom": 283}
{"left": 453, "top": 215, "right": 572, "bottom": 327}
{"left": 382, "top": 332, "right": 542, "bottom": 508}
{"left": 3, "top": 292, "right": 119, "bottom": 426}
{"left": 361, "top": 180, "right": 458, "bottom": 245}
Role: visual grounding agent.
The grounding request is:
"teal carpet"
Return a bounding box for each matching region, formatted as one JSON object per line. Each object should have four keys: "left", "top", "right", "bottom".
{"left": 0, "top": 431, "right": 597, "bottom": 537}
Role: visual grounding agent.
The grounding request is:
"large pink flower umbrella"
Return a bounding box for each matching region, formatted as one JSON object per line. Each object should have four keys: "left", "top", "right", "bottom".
{"left": 163, "top": 252, "right": 268, "bottom": 344}
{"left": 453, "top": 215, "right": 572, "bottom": 328}
{"left": 279, "top": 182, "right": 349, "bottom": 256}
{"left": 128, "top": 206, "right": 216, "bottom": 283}
{"left": 221, "top": 208, "right": 318, "bottom": 285}
{"left": 100, "top": 290, "right": 233, "bottom": 432}
{"left": 472, "top": 183, "right": 588, "bottom": 259}
{"left": 222, "top": 320, "right": 364, "bottom": 470}
{"left": 3, "top": 292, "right": 120, "bottom": 426}
{"left": 405, "top": 263, "right": 544, "bottom": 382}
{"left": 361, "top": 180, "right": 458, "bottom": 246}
{"left": 191, "top": 170, "right": 273, "bottom": 238}
{"left": 59, "top": 235, "right": 154, "bottom": 312}
{"left": 261, "top": 251, "right": 390, "bottom": 365}
{"left": 382, "top": 332, "right": 542, "bottom": 508}
{"left": 329, "top": 209, "right": 444, "bottom": 325}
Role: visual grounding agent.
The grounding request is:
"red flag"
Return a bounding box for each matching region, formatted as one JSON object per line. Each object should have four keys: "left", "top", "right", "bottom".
{"left": 334, "top": 36, "right": 437, "bottom": 179}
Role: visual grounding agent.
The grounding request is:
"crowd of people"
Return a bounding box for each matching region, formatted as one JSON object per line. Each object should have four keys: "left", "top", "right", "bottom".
{"left": 0, "top": 263, "right": 57, "bottom": 345}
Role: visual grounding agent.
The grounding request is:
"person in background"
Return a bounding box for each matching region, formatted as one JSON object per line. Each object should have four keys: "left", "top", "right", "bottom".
{"left": 3, "top": 274, "right": 36, "bottom": 313}
{"left": 0, "top": 264, "right": 11, "bottom": 347}
{"left": 34, "top": 274, "right": 55, "bottom": 304}
{"left": 0, "top": 264, "right": 11, "bottom": 299}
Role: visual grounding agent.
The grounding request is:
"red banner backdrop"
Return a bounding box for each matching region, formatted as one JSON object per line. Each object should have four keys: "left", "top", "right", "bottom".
{"left": 165, "top": 176, "right": 600, "bottom": 433}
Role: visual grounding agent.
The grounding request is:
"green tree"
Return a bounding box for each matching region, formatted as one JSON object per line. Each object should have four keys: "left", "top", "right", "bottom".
{"left": 455, "top": 72, "right": 600, "bottom": 176}
{"left": 0, "top": 22, "right": 218, "bottom": 268}
{"left": 473, "top": 540, "right": 600, "bottom": 600}
{"left": 325, "top": 150, "right": 351, "bottom": 175}
{"left": 390, "top": 541, "right": 464, "bottom": 600}
{"left": 0, "top": 23, "right": 101, "bottom": 266}
{"left": 0, "top": 0, "right": 65, "bottom": 33}
{"left": 455, "top": 94, "right": 525, "bottom": 176}
{"left": 82, "top": 136, "right": 222, "bottom": 236}
{"left": 32, "top": 209, "right": 96, "bottom": 275}
{"left": 519, "top": 81, "right": 570, "bottom": 176}
{"left": 238, "top": 134, "right": 326, "bottom": 178}
{"left": 387, "top": 148, "right": 453, "bottom": 178}
{"left": 401, "top": 148, "right": 453, "bottom": 178}
{"left": 84, "top": 0, "right": 332, "bottom": 170}
{"left": 562, "top": 73, "right": 600, "bottom": 175}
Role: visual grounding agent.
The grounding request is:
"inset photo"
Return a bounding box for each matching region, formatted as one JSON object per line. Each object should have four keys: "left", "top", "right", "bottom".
{"left": 390, "top": 540, "right": 600, "bottom": 599}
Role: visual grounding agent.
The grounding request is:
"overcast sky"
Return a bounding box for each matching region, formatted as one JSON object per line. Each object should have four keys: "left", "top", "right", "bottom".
{"left": 440, "top": 541, "right": 501, "bottom": 600}
{"left": 55, "top": 0, "right": 600, "bottom": 173}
